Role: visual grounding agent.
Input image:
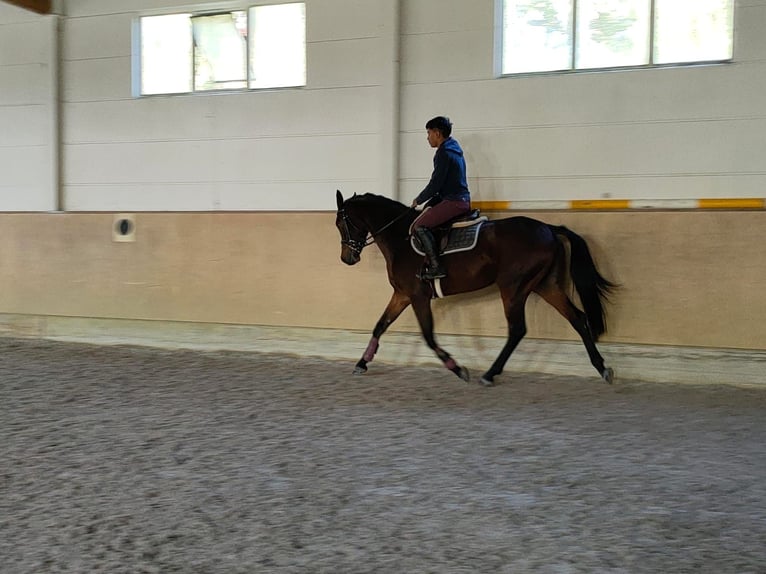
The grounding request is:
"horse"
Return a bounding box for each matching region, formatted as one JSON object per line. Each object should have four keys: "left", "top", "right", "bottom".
{"left": 334, "top": 190, "right": 616, "bottom": 386}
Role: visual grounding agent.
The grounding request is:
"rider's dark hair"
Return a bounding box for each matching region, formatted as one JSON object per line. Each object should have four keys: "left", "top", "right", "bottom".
{"left": 425, "top": 116, "right": 452, "bottom": 138}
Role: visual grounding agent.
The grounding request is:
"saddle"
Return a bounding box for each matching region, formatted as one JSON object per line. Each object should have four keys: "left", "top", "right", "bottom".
{"left": 410, "top": 209, "right": 487, "bottom": 256}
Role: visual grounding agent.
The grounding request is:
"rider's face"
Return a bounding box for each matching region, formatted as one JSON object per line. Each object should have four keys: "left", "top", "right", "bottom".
{"left": 427, "top": 128, "right": 444, "bottom": 148}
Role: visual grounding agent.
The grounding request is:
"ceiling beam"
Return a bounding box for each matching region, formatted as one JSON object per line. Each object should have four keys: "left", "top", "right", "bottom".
{"left": 2, "top": 0, "right": 52, "bottom": 14}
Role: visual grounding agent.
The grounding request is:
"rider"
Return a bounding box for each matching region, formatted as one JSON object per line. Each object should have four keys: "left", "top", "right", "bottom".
{"left": 411, "top": 116, "right": 471, "bottom": 280}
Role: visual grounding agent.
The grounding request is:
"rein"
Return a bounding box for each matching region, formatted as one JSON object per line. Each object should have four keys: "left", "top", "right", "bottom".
{"left": 339, "top": 205, "right": 414, "bottom": 256}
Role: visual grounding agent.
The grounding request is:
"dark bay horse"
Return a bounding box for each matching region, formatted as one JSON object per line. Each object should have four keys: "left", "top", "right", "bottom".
{"left": 335, "top": 190, "right": 616, "bottom": 386}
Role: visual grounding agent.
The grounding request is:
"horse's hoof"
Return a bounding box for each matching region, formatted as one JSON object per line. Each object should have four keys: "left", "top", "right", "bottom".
{"left": 456, "top": 366, "right": 470, "bottom": 382}
{"left": 602, "top": 367, "right": 614, "bottom": 384}
{"left": 353, "top": 365, "right": 367, "bottom": 375}
{"left": 479, "top": 377, "right": 494, "bottom": 387}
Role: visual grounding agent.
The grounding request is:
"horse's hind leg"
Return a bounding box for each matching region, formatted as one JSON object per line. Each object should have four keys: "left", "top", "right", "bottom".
{"left": 536, "top": 285, "right": 614, "bottom": 383}
{"left": 354, "top": 291, "right": 411, "bottom": 374}
{"left": 411, "top": 295, "right": 470, "bottom": 382}
{"left": 480, "top": 293, "right": 528, "bottom": 387}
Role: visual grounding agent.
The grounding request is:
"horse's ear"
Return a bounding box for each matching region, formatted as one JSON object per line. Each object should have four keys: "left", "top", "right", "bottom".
{"left": 336, "top": 189, "right": 344, "bottom": 210}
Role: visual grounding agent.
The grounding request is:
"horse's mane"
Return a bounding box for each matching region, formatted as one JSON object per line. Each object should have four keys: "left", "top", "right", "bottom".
{"left": 346, "top": 193, "right": 409, "bottom": 219}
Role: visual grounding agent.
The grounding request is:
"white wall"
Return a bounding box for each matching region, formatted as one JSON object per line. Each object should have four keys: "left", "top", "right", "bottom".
{"left": 399, "top": 0, "right": 766, "bottom": 205}
{"left": 60, "top": 0, "right": 396, "bottom": 210}
{"left": 1, "top": 0, "right": 765, "bottom": 211}
{"left": 0, "top": 3, "right": 57, "bottom": 211}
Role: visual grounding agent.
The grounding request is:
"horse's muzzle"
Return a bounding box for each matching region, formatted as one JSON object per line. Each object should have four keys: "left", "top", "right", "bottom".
{"left": 341, "top": 251, "right": 360, "bottom": 265}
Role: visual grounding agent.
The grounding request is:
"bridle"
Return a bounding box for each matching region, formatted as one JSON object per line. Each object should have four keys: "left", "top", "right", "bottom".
{"left": 338, "top": 208, "right": 372, "bottom": 256}
{"left": 338, "top": 205, "right": 414, "bottom": 257}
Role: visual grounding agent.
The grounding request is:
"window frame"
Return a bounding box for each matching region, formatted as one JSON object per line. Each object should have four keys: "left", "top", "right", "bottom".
{"left": 132, "top": 2, "right": 306, "bottom": 97}
{"left": 496, "top": 0, "right": 735, "bottom": 78}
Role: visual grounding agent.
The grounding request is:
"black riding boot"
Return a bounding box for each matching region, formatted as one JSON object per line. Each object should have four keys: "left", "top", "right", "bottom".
{"left": 415, "top": 227, "right": 447, "bottom": 280}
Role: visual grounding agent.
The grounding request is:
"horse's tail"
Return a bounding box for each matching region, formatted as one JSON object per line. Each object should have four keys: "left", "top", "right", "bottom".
{"left": 549, "top": 225, "right": 616, "bottom": 341}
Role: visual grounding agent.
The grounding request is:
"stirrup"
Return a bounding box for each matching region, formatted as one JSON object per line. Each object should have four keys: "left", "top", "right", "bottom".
{"left": 419, "top": 266, "right": 447, "bottom": 281}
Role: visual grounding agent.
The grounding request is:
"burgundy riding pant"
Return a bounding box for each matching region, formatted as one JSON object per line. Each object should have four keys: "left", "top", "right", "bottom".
{"left": 412, "top": 199, "right": 471, "bottom": 229}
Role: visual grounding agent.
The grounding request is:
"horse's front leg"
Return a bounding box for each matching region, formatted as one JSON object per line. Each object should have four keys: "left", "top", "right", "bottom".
{"left": 410, "top": 296, "right": 470, "bottom": 382}
{"left": 354, "top": 291, "right": 411, "bottom": 375}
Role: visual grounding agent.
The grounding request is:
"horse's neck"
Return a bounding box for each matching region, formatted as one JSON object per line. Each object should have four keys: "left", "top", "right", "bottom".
{"left": 364, "top": 210, "right": 413, "bottom": 262}
{"left": 357, "top": 199, "right": 407, "bottom": 234}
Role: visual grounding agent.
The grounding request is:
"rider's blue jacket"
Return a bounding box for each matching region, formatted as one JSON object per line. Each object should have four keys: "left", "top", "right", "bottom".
{"left": 415, "top": 137, "right": 470, "bottom": 206}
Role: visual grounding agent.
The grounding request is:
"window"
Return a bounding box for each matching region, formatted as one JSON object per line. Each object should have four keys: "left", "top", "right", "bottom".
{"left": 192, "top": 11, "right": 248, "bottom": 91}
{"left": 500, "top": 0, "right": 733, "bottom": 75}
{"left": 139, "top": 3, "right": 305, "bottom": 95}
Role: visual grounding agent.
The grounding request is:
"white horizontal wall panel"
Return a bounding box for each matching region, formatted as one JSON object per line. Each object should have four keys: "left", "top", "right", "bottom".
{"left": 66, "top": 0, "right": 383, "bottom": 22}
{"left": 64, "top": 180, "right": 377, "bottom": 211}
{"left": 64, "top": 86, "right": 379, "bottom": 144}
{"left": 402, "top": 63, "right": 765, "bottom": 131}
{"left": 65, "top": 0, "right": 214, "bottom": 17}
{"left": 0, "top": 146, "right": 49, "bottom": 189}
{"left": 0, "top": 64, "right": 50, "bottom": 105}
{"left": 0, "top": 185, "right": 54, "bottom": 211}
{"left": 401, "top": 0, "right": 492, "bottom": 34}
{"left": 400, "top": 119, "right": 766, "bottom": 180}
{"left": 66, "top": 134, "right": 377, "bottom": 184}
{"left": 308, "top": 0, "right": 381, "bottom": 41}
{"left": 400, "top": 29, "right": 494, "bottom": 84}
{"left": 0, "top": 2, "right": 42, "bottom": 22}
{"left": 0, "top": 20, "right": 51, "bottom": 64}
{"left": 64, "top": 0, "right": 382, "bottom": 39}
{"left": 399, "top": 174, "right": 766, "bottom": 204}
{"left": 0, "top": 106, "right": 47, "bottom": 146}
{"left": 734, "top": 4, "right": 766, "bottom": 62}
{"left": 63, "top": 13, "right": 132, "bottom": 60}
{"left": 63, "top": 57, "right": 131, "bottom": 102}
{"left": 308, "top": 37, "right": 383, "bottom": 88}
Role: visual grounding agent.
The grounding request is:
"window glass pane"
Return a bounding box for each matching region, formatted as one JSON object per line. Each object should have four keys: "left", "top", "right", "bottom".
{"left": 141, "top": 14, "right": 192, "bottom": 95}
{"left": 576, "top": 0, "right": 650, "bottom": 69}
{"left": 192, "top": 12, "right": 247, "bottom": 91}
{"left": 249, "top": 3, "right": 306, "bottom": 89}
{"left": 654, "top": 0, "right": 734, "bottom": 64}
{"left": 502, "top": 0, "right": 573, "bottom": 74}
